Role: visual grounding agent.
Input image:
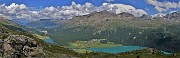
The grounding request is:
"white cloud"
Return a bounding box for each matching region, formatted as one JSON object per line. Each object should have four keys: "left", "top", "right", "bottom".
{"left": 132, "top": 9, "right": 147, "bottom": 17}
{"left": 5, "top": 3, "right": 27, "bottom": 10}
{"left": 146, "top": 0, "right": 180, "bottom": 12}
{"left": 155, "top": 6, "right": 167, "bottom": 12}
{"left": 5, "top": 3, "right": 27, "bottom": 14}
{"left": 0, "top": 2, "right": 147, "bottom": 21}
{"left": 152, "top": 13, "right": 166, "bottom": 17}
{"left": 103, "top": 3, "right": 147, "bottom": 17}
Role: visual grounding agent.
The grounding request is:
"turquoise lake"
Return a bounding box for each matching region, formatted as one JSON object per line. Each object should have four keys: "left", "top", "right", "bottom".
{"left": 86, "top": 46, "right": 171, "bottom": 54}
{"left": 43, "top": 38, "right": 54, "bottom": 43}
{"left": 42, "top": 38, "right": 172, "bottom": 54}
{"left": 87, "top": 46, "right": 147, "bottom": 54}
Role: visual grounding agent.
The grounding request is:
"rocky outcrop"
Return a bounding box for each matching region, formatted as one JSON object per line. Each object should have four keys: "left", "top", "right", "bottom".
{"left": 0, "top": 29, "right": 3, "bottom": 34}
{"left": 147, "top": 48, "right": 161, "bottom": 54}
{"left": 140, "top": 14, "right": 152, "bottom": 20}
{"left": 0, "top": 35, "right": 45, "bottom": 58}
{"left": 164, "top": 11, "right": 180, "bottom": 20}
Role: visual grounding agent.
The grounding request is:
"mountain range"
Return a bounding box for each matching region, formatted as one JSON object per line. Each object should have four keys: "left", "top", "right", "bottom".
{"left": 1, "top": 10, "right": 180, "bottom": 58}
{"left": 24, "top": 11, "right": 180, "bottom": 53}
{"left": 1, "top": 15, "right": 178, "bottom": 58}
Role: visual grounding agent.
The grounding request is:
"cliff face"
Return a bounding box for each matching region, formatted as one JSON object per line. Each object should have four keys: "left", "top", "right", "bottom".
{"left": 0, "top": 35, "right": 45, "bottom": 58}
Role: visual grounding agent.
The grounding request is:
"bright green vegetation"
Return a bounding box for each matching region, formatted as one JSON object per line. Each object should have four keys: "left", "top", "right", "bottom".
{"left": 69, "top": 39, "right": 123, "bottom": 53}
{"left": 73, "top": 49, "right": 92, "bottom": 53}
{"left": 34, "top": 34, "right": 49, "bottom": 40}
{"left": 69, "top": 39, "right": 122, "bottom": 49}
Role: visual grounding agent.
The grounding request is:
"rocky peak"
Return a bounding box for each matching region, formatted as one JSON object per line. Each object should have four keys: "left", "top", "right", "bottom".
{"left": 76, "top": 11, "right": 117, "bottom": 18}
{"left": 118, "top": 12, "right": 135, "bottom": 18}
{"left": 140, "top": 14, "right": 152, "bottom": 20}
{"left": 164, "top": 11, "right": 180, "bottom": 20}
{"left": 92, "top": 11, "right": 115, "bottom": 15}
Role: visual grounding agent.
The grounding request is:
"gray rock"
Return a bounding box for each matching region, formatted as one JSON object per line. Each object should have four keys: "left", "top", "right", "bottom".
{"left": 147, "top": 48, "right": 161, "bottom": 54}
{"left": 140, "top": 14, "right": 152, "bottom": 20}
{"left": 2, "top": 35, "right": 45, "bottom": 58}
{"left": 164, "top": 11, "right": 180, "bottom": 20}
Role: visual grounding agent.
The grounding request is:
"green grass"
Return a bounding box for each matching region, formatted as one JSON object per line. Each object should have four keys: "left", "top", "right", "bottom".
{"left": 34, "top": 34, "right": 49, "bottom": 39}
{"left": 73, "top": 49, "right": 92, "bottom": 53}
{"left": 69, "top": 39, "right": 123, "bottom": 49}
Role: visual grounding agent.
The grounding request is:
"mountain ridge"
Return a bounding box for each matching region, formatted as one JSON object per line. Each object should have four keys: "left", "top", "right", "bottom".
{"left": 35, "top": 11, "right": 180, "bottom": 53}
{"left": 1, "top": 11, "right": 180, "bottom": 58}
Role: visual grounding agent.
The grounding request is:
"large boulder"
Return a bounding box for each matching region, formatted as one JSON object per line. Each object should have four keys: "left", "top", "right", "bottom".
{"left": 2, "top": 35, "right": 45, "bottom": 58}
{"left": 147, "top": 48, "right": 161, "bottom": 54}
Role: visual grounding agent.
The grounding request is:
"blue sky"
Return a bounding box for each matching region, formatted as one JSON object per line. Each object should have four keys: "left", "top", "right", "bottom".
{"left": 0, "top": 0, "right": 180, "bottom": 17}
{"left": 0, "top": 0, "right": 158, "bottom": 14}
